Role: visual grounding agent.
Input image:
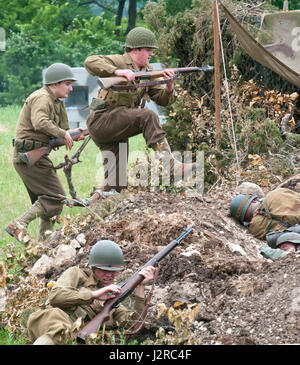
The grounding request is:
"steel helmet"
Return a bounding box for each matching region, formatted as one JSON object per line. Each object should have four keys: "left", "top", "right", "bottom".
{"left": 88, "top": 240, "right": 124, "bottom": 271}
{"left": 44, "top": 63, "right": 77, "bottom": 85}
{"left": 230, "top": 194, "right": 259, "bottom": 226}
{"left": 275, "top": 232, "right": 300, "bottom": 248}
{"left": 266, "top": 230, "right": 286, "bottom": 248}
{"left": 125, "top": 27, "right": 158, "bottom": 49}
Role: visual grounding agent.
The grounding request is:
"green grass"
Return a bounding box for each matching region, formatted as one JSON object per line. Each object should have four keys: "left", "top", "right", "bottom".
{"left": 0, "top": 105, "right": 147, "bottom": 249}
{"left": 0, "top": 328, "right": 27, "bottom": 345}
{"left": 0, "top": 105, "right": 147, "bottom": 344}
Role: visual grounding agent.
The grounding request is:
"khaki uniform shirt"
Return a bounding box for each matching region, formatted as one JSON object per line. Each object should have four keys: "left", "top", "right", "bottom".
{"left": 48, "top": 266, "right": 145, "bottom": 328}
{"left": 15, "top": 86, "right": 69, "bottom": 143}
{"left": 249, "top": 188, "right": 300, "bottom": 239}
{"left": 84, "top": 52, "right": 176, "bottom": 108}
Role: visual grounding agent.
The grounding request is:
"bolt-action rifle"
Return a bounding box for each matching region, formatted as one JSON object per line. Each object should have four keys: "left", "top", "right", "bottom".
{"left": 77, "top": 227, "right": 193, "bottom": 343}
{"left": 54, "top": 135, "right": 91, "bottom": 170}
{"left": 54, "top": 136, "right": 91, "bottom": 201}
{"left": 98, "top": 65, "right": 214, "bottom": 90}
{"left": 23, "top": 129, "right": 89, "bottom": 167}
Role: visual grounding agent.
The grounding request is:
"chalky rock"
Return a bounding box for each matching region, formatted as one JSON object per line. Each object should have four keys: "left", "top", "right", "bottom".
{"left": 31, "top": 254, "right": 55, "bottom": 276}
{"left": 53, "top": 244, "right": 77, "bottom": 266}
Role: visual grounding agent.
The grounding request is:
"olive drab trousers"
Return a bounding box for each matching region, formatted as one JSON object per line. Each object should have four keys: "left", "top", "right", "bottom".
{"left": 13, "top": 150, "right": 66, "bottom": 219}
{"left": 87, "top": 106, "right": 166, "bottom": 192}
{"left": 27, "top": 307, "right": 77, "bottom": 345}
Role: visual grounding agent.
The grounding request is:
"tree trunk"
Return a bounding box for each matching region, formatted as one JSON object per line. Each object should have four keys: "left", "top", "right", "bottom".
{"left": 115, "top": 0, "right": 126, "bottom": 35}
{"left": 125, "top": 0, "right": 136, "bottom": 34}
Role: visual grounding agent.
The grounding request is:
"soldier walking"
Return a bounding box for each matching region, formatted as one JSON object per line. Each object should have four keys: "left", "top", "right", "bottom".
{"left": 6, "top": 63, "right": 84, "bottom": 242}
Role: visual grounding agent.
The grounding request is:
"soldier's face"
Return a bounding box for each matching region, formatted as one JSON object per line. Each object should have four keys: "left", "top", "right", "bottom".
{"left": 132, "top": 48, "right": 154, "bottom": 68}
{"left": 278, "top": 242, "right": 300, "bottom": 252}
{"left": 93, "top": 268, "right": 118, "bottom": 286}
{"left": 52, "top": 80, "right": 73, "bottom": 99}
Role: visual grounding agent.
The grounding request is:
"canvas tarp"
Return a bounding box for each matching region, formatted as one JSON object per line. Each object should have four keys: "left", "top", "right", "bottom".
{"left": 221, "top": 3, "right": 300, "bottom": 89}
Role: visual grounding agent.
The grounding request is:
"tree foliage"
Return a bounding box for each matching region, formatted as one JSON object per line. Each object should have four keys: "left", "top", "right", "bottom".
{"left": 1, "top": 0, "right": 299, "bottom": 107}
{"left": 271, "top": 0, "right": 300, "bottom": 10}
{"left": 0, "top": 1, "right": 128, "bottom": 105}
{"left": 143, "top": 0, "right": 300, "bottom": 186}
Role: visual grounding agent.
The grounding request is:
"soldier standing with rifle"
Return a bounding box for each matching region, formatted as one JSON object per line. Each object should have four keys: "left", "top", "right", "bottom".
{"left": 84, "top": 27, "right": 196, "bottom": 193}
{"left": 5, "top": 63, "right": 85, "bottom": 242}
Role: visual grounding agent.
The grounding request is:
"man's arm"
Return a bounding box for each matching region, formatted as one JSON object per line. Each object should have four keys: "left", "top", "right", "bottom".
{"left": 84, "top": 55, "right": 120, "bottom": 77}
{"left": 48, "top": 267, "right": 94, "bottom": 308}
{"left": 147, "top": 81, "right": 177, "bottom": 107}
{"left": 30, "top": 96, "right": 68, "bottom": 139}
{"left": 111, "top": 266, "right": 156, "bottom": 325}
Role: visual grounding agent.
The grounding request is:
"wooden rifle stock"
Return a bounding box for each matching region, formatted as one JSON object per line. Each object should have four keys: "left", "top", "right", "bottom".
{"left": 77, "top": 227, "right": 193, "bottom": 343}
{"left": 98, "top": 65, "right": 214, "bottom": 89}
{"left": 24, "top": 129, "right": 89, "bottom": 167}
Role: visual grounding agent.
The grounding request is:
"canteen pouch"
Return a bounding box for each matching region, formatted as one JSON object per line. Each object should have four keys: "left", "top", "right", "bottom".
{"left": 90, "top": 98, "right": 108, "bottom": 111}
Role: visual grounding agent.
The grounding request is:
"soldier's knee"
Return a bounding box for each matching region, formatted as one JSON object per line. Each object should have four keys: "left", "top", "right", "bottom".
{"left": 140, "top": 108, "right": 159, "bottom": 123}
{"left": 45, "top": 205, "right": 63, "bottom": 221}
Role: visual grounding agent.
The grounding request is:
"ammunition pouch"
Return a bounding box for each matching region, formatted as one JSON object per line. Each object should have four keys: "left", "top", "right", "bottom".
{"left": 13, "top": 152, "right": 30, "bottom": 165}
{"left": 13, "top": 139, "right": 47, "bottom": 165}
{"left": 89, "top": 98, "right": 108, "bottom": 111}
{"left": 98, "top": 88, "right": 142, "bottom": 108}
{"left": 13, "top": 138, "right": 46, "bottom": 152}
{"left": 109, "top": 91, "right": 138, "bottom": 107}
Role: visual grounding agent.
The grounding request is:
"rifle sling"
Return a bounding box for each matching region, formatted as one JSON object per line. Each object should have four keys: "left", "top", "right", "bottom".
{"left": 258, "top": 201, "right": 291, "bottom": 235}
{"left": 123, "top": 266, "right": 160, "bottom": 336}
{"left": 94, "top": 267, "right": 159, "bottom": 341}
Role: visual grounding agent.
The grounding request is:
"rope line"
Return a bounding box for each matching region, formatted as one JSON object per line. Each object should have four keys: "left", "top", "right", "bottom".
{"left": 215, "top": 1, "right": 241, "bottom": 186}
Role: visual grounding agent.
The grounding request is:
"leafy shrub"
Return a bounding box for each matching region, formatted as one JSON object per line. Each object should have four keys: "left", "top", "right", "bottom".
{"left": 0, "top": 5, "right": 126, "bottom": 105}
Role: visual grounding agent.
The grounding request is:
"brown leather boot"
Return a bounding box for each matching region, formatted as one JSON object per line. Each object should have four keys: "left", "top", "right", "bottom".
{"left": 5, "top": 201, "right": 45, "bottom": 242}
{"left": 5, "top": 222, "right": 29, "bottom": 243}
{"left": 153, "top": 138, "right": 196, "bottom": 179}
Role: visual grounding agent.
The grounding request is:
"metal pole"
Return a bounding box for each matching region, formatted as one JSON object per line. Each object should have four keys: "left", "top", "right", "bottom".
{"left": 213, "top": 0, "right": 221, "bottom": 149}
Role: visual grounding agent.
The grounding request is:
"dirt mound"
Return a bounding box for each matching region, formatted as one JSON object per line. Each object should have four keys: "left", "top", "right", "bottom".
{"left": 2, "top": 187, "right": 300, "bottom": 344}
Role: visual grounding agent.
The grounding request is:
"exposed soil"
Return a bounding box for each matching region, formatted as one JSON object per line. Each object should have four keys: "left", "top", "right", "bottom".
{"left": 27, "top": 180, "right": 300, "bottom": 345}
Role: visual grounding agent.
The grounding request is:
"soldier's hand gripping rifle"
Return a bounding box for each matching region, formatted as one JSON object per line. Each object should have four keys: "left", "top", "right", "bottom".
{"left": 23, "top": 129, "right": 89, "bottom": 167}
{"left": 77, "top": 227, "right": 193, "bottom": 344}
{"left": 98, "top": 65, "right": 214, "bottom": 90}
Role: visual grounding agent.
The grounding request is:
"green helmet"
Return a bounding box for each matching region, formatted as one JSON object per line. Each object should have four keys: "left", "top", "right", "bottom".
{"left": 44, "top": 63, "right": 77, "bottom": 85}
{"left": 88, "top": 240, "right": 124, "bottom": 271}
{"left": 276, "top": 232, "right": 300, "bottom": 248}
{"left": 230, "top": 194, "right": 259, "bottom": 226}
{"left": 125, "top": 27, "right": 158, "bottom": 49}
{"left": 266, "top": 230, "right": 286, "bottom": 248}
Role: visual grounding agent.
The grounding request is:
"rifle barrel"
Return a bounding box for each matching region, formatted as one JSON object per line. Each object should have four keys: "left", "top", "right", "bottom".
{"left": 98, "top": 66, "right": 213, "bottom": 89}
{"left": 76, "top": 227, "right": 193, "bottom": 343}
